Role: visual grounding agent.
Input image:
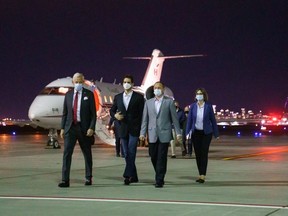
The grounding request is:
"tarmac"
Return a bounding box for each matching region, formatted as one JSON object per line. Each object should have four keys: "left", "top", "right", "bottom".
{"left": 0, "top": 133, "right": 287, "bottom": 216}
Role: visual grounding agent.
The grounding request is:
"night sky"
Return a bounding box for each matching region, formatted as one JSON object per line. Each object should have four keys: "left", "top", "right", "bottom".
{"left": 1, "top": 0, "right": 288, "bottom": 119}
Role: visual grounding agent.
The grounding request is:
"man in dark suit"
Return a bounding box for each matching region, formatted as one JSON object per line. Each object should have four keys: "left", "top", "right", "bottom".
{"left": 110, "top": 75, "right": 145, "bottom": 185}
{"left": 140, "top": 82, "right": 182, "bottom": 188}
{"left": 58, "top": 72, "right": 96, "bottom": 188}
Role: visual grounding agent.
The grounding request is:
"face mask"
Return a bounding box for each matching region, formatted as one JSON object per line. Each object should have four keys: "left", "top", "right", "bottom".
{"left": 74, "top": 83, "right": 83, "bottom": 91}
{"left": 154, "top": 89, "right": 162, "bottom": 97}
{"left": 196, "top": 95, "right": 204, "bottom": 101}
{"left": 185, "top": 111, "right": 189, "bottom": 115}
{"left": 123, "top": 83, "right": 132, "bottom": 90}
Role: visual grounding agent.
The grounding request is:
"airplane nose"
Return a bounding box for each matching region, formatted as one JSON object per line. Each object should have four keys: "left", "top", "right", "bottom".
{"left": 28, "top": 113, "right": 35, "bottom": 120}
{"left": 28, "top": 98, "right": 42, "bottom": 121}
{"left": 28, "top": 105, "right": 38, "bottom": 121}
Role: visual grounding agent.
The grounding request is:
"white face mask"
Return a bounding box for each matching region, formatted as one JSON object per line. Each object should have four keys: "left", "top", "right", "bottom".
{"left": 74, "top": 83, "right": 83, "bottom": 91}
{"left": 196, "top": 95, "right": 204, "bottom": 101}
{"left": 123, "top": 83, "right": 132, "bottom": 90}
{"left": 154, "top": 89, "right": 162, "bottom": 97}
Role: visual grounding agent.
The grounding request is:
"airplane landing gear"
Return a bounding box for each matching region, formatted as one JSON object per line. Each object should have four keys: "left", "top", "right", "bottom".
{"left": 47, "top": 128, "right": 61, "bottom": 149}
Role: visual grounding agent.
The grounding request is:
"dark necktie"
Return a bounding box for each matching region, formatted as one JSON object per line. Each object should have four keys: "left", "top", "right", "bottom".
{"left": 73, "top": 92, "right": 78, "bottom": 124}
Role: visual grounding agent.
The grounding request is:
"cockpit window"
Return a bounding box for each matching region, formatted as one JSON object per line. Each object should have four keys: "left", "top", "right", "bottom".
{"left": 39, "top": 87, "right": 73, "bottom": 95}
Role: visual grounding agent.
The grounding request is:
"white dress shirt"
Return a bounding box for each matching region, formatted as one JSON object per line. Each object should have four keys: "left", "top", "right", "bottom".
{"left": 195, "top": 102, "right": 205, "bottom": 130}
{"left": 123, "top": 91, "right": 133, "bottom": 110}
{"left": 154, "top": 96, "right": 163, "bottom": 114}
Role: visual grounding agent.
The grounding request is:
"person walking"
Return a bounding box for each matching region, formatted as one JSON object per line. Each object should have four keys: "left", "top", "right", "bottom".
{"left": 186, "top": 87, "right": 219, "bottom": 183}
{"left": 110, "top": 75, "right": 145, "bottom": 185}
{"left": 183, "top": 106, "right": 192, "bottom": 157}
{"left": 58, "top": 72, "right": 96, "bottom": 187}
{"left": 170, "top": 101, "right": 186, "bottom": 158}
{"left": 140, "top": 82, "right": 182, "bottom": 188}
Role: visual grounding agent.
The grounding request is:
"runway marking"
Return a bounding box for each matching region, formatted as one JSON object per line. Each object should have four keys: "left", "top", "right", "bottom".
{"left": 223, "top": 148, "right": 288, "bottom": 160}
{"left": 0, "top": 195, "right": 287, "bottom": 210}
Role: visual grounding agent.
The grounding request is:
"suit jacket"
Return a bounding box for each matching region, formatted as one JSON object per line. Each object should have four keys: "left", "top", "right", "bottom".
{"left": 140, "top": 96, "right": 181, "bottom": 143}
{"left": 61, "top": 88, "right": 96, "bottom": 134}
{"left": 110, "top": 91, "right": 144, "bottom": 138}
{"left": 185, "top": 102, "right": 219, "bottom": 138}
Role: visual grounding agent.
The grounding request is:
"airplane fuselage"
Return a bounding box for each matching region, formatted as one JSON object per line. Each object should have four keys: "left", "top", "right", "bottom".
{"left": 28, "top": 77, "right": 124, "bottom": 130}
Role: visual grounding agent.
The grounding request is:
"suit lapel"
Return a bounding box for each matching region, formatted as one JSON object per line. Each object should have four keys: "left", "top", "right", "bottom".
{"left": 126, "top": 92, "right": 134, "bottom": 111}
{"left": 203, "top": 103, "right": 208, "bottom": 120}
{"left": 68, "top": 90, "right": 74, "bottom": 109}
{"left": 119, "top": 92, "right": 127, "bottom": 113}
{"left": 193, "top": 103, "right": 197, "bottom": 120}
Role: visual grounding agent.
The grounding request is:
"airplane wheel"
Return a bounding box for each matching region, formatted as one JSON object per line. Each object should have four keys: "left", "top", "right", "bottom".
{"left": 47, "top": 140, "right": 54, "bottom": 146}
{"left": 53, "top": 140, "right": 61, "bottom": 149}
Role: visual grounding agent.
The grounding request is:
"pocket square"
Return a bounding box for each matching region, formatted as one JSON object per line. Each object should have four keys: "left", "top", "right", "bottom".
{"left": 84, "top": 96, "right": 88, "bottom": 100}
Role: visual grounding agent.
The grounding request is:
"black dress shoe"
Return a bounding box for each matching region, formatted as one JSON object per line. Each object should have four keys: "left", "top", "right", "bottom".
{"left": 196, "top": 179, "right": 205, "bottom": 183}
{"left": 130, "top": 178, "right": 139, "bottom": 183}
{"left": 58, "top": 181, "right": 70, "bottom": 188}
{"left": 155, "top": 183, "right": 163, "bottom": 188}
{"left": 85, "top": 179, "right": 92, "bottom": 186}
{"left": 124, "top": 178, "right": 130, "bottom": 185}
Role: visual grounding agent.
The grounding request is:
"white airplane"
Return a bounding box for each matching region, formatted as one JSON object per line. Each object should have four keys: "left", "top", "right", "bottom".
{"left": 28, "top": 49, "right": 204, "bottom": 148}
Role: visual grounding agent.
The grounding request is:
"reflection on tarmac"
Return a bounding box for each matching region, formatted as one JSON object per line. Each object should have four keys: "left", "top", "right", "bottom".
{"left": 0, "top": 134, "right": 287, "bottom": 216}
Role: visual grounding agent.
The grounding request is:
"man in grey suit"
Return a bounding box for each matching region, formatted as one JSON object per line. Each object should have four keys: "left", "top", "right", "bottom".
{"left": 140, "top": 82, "right": 182, "bottom": 188}
{"left": 58, "top": 72, "right": 96, "bottom": 188}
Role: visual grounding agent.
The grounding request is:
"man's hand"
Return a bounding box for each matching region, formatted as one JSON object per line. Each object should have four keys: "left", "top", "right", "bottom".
{"left": 139, "top": 135, "right": 145, "bottom": 142}
{"left": 60, "top": 129, "right": 64, "bottom": 139}
{"left": 86, "top": 129, "right": 94, "bottom": 137}
{"left": 176, "top": 134, "right": 182, "bottom": 143}
{"left": 114, "top": 111, "right": 124, "bottom": 121}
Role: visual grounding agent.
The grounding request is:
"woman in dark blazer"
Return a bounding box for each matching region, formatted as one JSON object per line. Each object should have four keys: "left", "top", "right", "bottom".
{"left": 186, "top": 88, "right": 219, "bottom": 183}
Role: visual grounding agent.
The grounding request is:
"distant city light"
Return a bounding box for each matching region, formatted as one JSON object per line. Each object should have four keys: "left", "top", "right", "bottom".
{"left": 254, "top": 132, "right": 262, "bottom": 137}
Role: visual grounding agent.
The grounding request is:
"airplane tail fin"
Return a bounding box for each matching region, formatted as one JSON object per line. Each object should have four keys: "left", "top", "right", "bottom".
{"left": 124, "top": 49, "right": 205, "bottom": 91}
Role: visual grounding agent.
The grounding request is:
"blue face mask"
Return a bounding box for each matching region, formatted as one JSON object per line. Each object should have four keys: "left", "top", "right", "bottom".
{"left": 74, "top": 83, "right": 83, "bottom": 91}
{"left": 196, "top": 95, "right": 204, "bottom": 101}
{"left": 154, "top": 89, "right": 162, "bottom": 97}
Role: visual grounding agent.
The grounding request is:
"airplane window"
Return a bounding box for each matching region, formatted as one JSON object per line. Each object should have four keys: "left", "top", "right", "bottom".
{"left": 39, "top": 87, "right": 73, "bottom": 95}
{"left": 104, "top": 96, "right": 108, "bottom": 103}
